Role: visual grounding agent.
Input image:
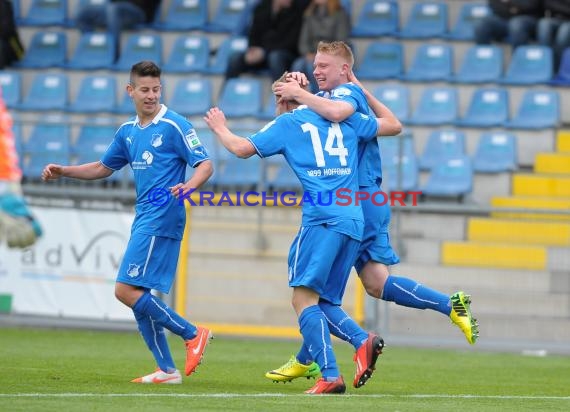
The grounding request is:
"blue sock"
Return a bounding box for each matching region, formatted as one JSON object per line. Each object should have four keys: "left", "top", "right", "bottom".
{"left": 296, "top": 343, "right": 313, "bottom": 365}
{"left": 133, "top": 292, "right": 197, "bottom": 340}
{"left": 382, "top": 275, "right": 452, "bottom": 316}
{"left": 133, "top": 309, "right": 176, "bottom": 373}
{"left": 298, "top": 305, "right": 339, "bottom": 380}
{"left": 319, "top": 300, "right": 368, "bottom": 350}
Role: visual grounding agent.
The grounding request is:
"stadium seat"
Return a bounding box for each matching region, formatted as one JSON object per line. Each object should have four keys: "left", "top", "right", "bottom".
{"left": 153, "top": 0, "right": 208, "bottom": 31}
{"left": 19, "top": 0, "right": 68, "bottom": 26}
{"left": 499, "top": 45, "right": 553, "bottom": 85}
{"left": 207, "top": 36, "right": 248, "bottom": 75}
{"left": 455, "top": 87, "right": 509, "bottom": 128}
{"left": 503, "top": 90, "right": 560, "bottom": 129}
{"left": 206, "top": 0, "right": 251, "bottom": 33}
{"left": 445, "top": 2, "right": 490, "bottom": 41}
{"left": 268, "top": 157, "right": 302, "bottom": 192}
{"left": 73, "top": 123, "right": 115, "bottom": 161}
{"left": 383, "top": 152, "right": 419, "bottom": 192}
{"left": 217, "top": 78, "right": 262, "bottom": 118}
{"left": 67, "top": 75, "right": 117, "bottom": 113}
{"left": 355, "top": 42, "right": 403, "bottom": 80}
{"left": 399, "top": 2, "right": 448, "bottom": 39}
{"left": 0, "top": 71, "right": 22, "bottom": 109}
{"left": 372, "top": 84, "right": 410, "bottom": 122}
{"left": 451, "top": 45, "right": 503, "bottom": 83}
{"left": 400, "top": 43, "right": 452, "bottom": 81}
{"left": 419, "top": 129, "right": 466, "bottom": 170}
{"left": 408, "top": 86, "right": 458, "bottom": 125}
{"left": 351, "top": 0, "right": 399, "bottom": 37}
{"left": 550, "top": 48, "right": 570, "bottom": 86}
{"left": 11, "top": 0, "right": 21, "bottom": 23}
{"left": 167, "top": 78, "right": 212, "bottom": 117}
{"left": 257, "top": 90, "right": 278, "bottom": 120}
{"left": 163, "top": 34, "right": 210, "bottom": 73}
{"left": 18, "top": 73, "right": 68, "bottom": 111}
{"left": 421, "top": 155, "right": 473, "bottom": 198}
{"left": 473, "top": 132, "right": 517, "bottom": 173}
{"left": 66, "top": 32, "right": 115, "bottom": 70}
{"left": 112, "top": 91, "right": 134, "bottom": 115}
{"left": 16, "top": 30, "right": 67, "bottom": 68}
{"left": 216, "top": 155, "right": 262, "bottom": 189}
{"left": 113, "top": 33, "right": 163, "bottom": 71}
{"left": 379, "top": 135, "right": 415, "bottom": 159}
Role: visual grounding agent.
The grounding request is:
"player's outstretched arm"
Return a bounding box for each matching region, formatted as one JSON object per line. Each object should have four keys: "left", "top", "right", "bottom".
{"left": 42, "top": 161, "right": 113, "bottom": 181}
{"left": 204, "top": 107, "right": 256, "bottom": 158}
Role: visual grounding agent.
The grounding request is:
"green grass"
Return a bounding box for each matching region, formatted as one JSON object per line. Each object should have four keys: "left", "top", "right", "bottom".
{"left": 1, "top": 327, "right": 569, "bottom": 411}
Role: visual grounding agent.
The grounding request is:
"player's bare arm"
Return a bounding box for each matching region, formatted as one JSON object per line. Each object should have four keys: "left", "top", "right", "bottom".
{"left": 170, "top": 159, "right": 213, "bottom": 199}
{"left": 204, "top": 107, "right": 256, "bottom": 159}
{"left": 42, "top": 161, "right": 113, "bottom": 181}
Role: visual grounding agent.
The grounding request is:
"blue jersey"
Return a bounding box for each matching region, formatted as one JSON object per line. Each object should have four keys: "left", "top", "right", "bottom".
{"left": 101, "top": 105, "right": 210, "bottom": 240}
{"left": 318, "top": 83, "right": 382, "bottom": 187}
{"left": 248, "top": 106, "right": 378, "bottom": 240}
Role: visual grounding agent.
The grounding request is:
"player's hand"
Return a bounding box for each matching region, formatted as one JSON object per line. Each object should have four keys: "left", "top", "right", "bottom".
{"left": 170, "top": 183, "right": 193, "bottom": 200}
{"left": 347, "top": 69, "right": 363, "bottom": 89}
{"left": 204, "top": 107, "right": 227, "bottom": 132}
{"left": 41, "top": 164, "right": 64, "bottom": 181}
{"left": 285, "top": 72, "right": 309, "bottom": 88}
{"left": 273, "top": 79, "right": 303, "bottom": 100}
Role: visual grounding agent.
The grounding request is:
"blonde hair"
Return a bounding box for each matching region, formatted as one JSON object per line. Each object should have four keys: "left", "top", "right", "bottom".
{"left": 316, "top": 40, "right": 354, "bottom": 68}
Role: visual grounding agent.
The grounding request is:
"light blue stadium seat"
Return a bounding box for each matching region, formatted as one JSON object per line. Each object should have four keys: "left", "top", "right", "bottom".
{"left": 383, "top": 151, "right": 419, "bottom": 192}
{"left": 113, "top": 33, "right": 163, "bottom": 71}
{"left": 499, "top": 45, "right": 553, "bottom": 85}
{"left": 19, "top": 0, "right": 68, "bottom": 26}
{"left": 421, "top": 155, "right": 473, "bottom": 199}
{"left": 163, "top": 34, "right": 210, "bottom": 73}
{"left": 153, "top": 0, "right": 208, "bottom": 31}
{"left": 379, "top": 135, "right": 415, "bottom": 159}
{"left": 355, "top": 42, "right": 403, "bottom": 80}
{"left": 445, "top": 2, "right": 490, "bottom": 41}
{"left": 550, "top": 48, "right": 570, "bottom": 86}
{"left": 16, "top": 30, "right": 67, "bottom": 68}
{"left": 112, "top": 91, "right": 134, "bottom": 115}
{"left": 257, "top": 90, "right": 278, "bottom": 120}
{"left": 207, "top": 36, "right": 248, "bottom": 75}
{"left": 372, "top": 84, "right": 410, "bottom": 122}
{"left": 18, "top": 73, "right": 68, "bottom": 111}
{"left": 216, "top": 155, "right": 262, "bottom": 190}
{"left": 451, "top": 45, "right": 503, "bottom": 83}
{"left": 0, "top": 71, "right": 22, "bottom": 109}
{"left": 351, "top": 0, "right": 399, "bottom": 37}
{"left": 399, "top": 2, "right": 448, "bottom": 39}
{"left": 503, "top": 89, "right": 560, "bottom": 129}
{"left": 168, "top": 78, "right": 212, "bottom": 117}
{"left": 419, "top": 129, "right": 465, "bottom": 170}
{"left": 66, "top": 32, "right": 115, "bottom": 70}
{"left": 408, "top": 86, "right": 458, "bottom": 125}
{"left": 455, "top": 87, "right": 509, "bottom": 128}
{"left": 218, "top": 78, "right": 262, "bottom": 118}
{"left": 473, "top": 132, "right": 517, "bottom": 173}
{"left": 67, "top": 75, "right": 117, "bottom": 114}
{"left": 400, "top": 43, "right": 452, "bottom": 81}
{"left": 206, "top": 0, "right": 251, "bottom": 33}
{"left": 268, "top": 157, "right": 302, "bottom": 192}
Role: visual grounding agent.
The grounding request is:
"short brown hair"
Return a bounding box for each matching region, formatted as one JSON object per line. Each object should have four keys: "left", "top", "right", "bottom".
{"left": 316, "top": 41, "right": 354, "bottom": 68}
{"left": 130, "top": 61, "right": 161, "bottom": 85}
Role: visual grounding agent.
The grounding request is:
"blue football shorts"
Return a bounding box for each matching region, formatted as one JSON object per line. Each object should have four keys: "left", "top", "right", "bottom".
{"left": 116, "top": 232, "right": 181, "bottom": 294}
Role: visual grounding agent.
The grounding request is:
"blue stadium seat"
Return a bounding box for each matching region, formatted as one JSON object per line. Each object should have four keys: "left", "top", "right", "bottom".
{"left": 399, "top": 2, "right": 448, "bottom": 39}
{"left": 168, "top": 78, "right": 212, "bottom": 117}
{"left": 372, "top": 84, "right": 410, "bottom": 122}
{"left": 113, "top": 33, "right": 163, "bottom": 71}
{"left": 66, "top": 32, "right": 115, "bottom": 70}
{"left": 503, "top": 90, "right": 560, "bottom": 129}
{"left": 207, "top": 36, "right": 248, "bottom": 75}
{"left": 19, "top": 0, "right": 68, "bottom": 26}
{"left": 268, "top": 157, "right": 302, "bottom": 192}
{"left": 216, "top": 156, "right": 261, "bottom": 189}
{"left": 383, "top": 152, "right": 419, "bottom": 192}
{"left": 0, "top": 71, "right": 22, "bottom": 109}
{"left": 455, "top": 87, "right": 509, "bottom": 128}
{"left": 18, "top": 73, "right": 68, "bottom": 111}
{"left": 419, "top": 129, "right": 466, "bottom": 170}
{"left": 400, "top": 43, "right": 452, "bottom": 81}
{"left": 218, "top": 78, "right": 262, "bottom": 118}
{"left": 73, "top": 123, "right": 115, "bottom": 162}
{"left": 355, "top": 42, "right": 403, "bottom": 80}
{"left": 16, "top": 30, "right": 67, "bottom": 68}
{"left": 112, "top": 91, "right": 134, "bottom": 115}
{"left": 408, "top": 86, "right": 458, "bottom": 125}
{"left": 421, "top": 155, "right": 473, "bottom": 198}
{"left": 473, "top": 132, "right": 517, "bottom": 173}
{"left": 550, "top": 48, "right": 570, "bottom": 86}
{"left": 11, "top": 0, "right": 21, "bottom": 23}
{"left": 67, "top": 75, "right": 117, "bottom": 113}
{"left": 153, "top": 0, "right": 208, "bottom": 31}
{"left": 451, "top": 45, "right": 503, "bottom": 83}
{"left": 379, "top": 135, "right": 415, "bottom": 160}
{"left": 257, "top": 91, "right": 278, "bottom": 120}
{"left": 206, "top": 0, "right": 252, "bottom": 33}
{"left": 163, "top": 34, "right": 210, "bottom": 73}
{"left": 499, "top": 45, "right": 553, "bottom": 85}
{"left": 351, "top": 0, "right": 399, "bottom": 37}
{"left": 445, "top": 2, "right": 490, "bottom": 41}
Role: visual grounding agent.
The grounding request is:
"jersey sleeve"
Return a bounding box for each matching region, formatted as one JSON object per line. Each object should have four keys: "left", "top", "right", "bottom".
{"left": 178, "top": 125, "right": 210, "bottom": 168}
{"left": 100, "top": 129, "right": 128, "bottom": 171}
{"left": 247, "top": 116, "right": 287, "bottom": 158}
{"left": 347, "top": 112, "right": 380, "bottom": 142}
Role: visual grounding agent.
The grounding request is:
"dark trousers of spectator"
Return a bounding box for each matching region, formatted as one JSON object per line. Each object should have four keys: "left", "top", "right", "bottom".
{"left": 225, "top": 49, "right": 297, "bottom": 81}
{"left": 474, "top": 14, "right": 538, "bottom": 48}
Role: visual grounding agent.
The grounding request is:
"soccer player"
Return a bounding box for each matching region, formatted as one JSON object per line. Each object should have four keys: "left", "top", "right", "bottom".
{"left": 266, "top": 41, "right": 479, "bottom": 384}
{"left": 41, "top": 61, "right": 214, "bottom": 384}
{"left": 204, "top": 73, "right": 397, "bottom": 394}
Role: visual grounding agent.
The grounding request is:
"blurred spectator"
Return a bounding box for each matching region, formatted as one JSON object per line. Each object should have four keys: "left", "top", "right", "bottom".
{"left": 537, "top": 0, "right": 570, "bottom": 69}
{"left": 0, "top": 0, "right": 25, "bottom": 69}
{"left": 225, "top": 0, "right": 309, "bottom": 81}
{"left": 473, "top": 0, "right": 543, "bottom": 48}
{"left": 75, "top": 0, "right": 162, "bottom": 61}
{"left": 291, "top": 0, "right": 351, "bottom": 93}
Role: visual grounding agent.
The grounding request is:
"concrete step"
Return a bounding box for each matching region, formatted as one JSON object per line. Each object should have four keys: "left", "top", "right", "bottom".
{"left": 534, "top": 153, "right": 570, "bottom": 174}
{"left": 490, "top": 195, "right": 570, "bottom": 221}
{"left": 512, "top": 173, "right": 570, "bottom": 197}
{"left": 467, "top": 217, "right": 570, "bottom": 246}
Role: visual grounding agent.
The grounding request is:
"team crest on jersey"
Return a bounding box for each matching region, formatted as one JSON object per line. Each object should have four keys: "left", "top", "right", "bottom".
{"left": 127, "top": 264, "right": 140, "bottom": 278}
{"left": 331, "top": 87, "right": 352, "bottom": 98}
{"left": 184, "top": 129, "right": 202, "bottom": 148}
{"left": 151, "top": 134, "right": 163, "bottom": 147}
